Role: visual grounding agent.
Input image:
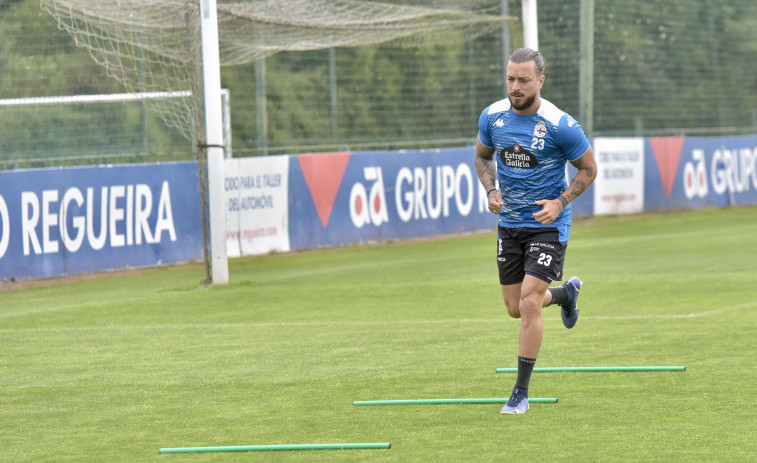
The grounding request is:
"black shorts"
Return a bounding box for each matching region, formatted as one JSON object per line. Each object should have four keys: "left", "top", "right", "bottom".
{"left": 496, "top": 226, "right": 567, "bottom": 285}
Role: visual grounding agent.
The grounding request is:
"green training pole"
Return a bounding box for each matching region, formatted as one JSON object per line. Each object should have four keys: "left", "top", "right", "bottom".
{"left": 495, "top": 366, "right": 686, "bottom": 373}
{"left": 159, "top": 443, "right": 391, "bottom": 453}
{"left": 353, "top": 398, "right": 558, "bottom": 405}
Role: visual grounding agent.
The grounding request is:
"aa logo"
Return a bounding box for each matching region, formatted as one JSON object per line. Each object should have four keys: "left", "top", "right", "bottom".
{"left": 349, "top": 167, "right": 388, "bottom": 228}
{"left": 683, "top": 150, "right": 708, "bottom": 199}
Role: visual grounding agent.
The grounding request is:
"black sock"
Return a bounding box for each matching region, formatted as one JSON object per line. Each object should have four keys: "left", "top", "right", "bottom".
{"left": 548, "top": 285, "right": 568, "bottom": 306}
{"left": 515, "top": 356, "right": 537, "bottom": 392}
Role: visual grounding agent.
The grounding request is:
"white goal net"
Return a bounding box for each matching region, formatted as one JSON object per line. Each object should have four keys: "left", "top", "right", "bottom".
{"left": 41, "top": 0, "right": 516, "bottom": 147}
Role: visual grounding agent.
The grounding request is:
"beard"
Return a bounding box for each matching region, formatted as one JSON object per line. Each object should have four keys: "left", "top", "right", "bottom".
{"left": 509, "top": 92, "right": 537, "bottom": 111}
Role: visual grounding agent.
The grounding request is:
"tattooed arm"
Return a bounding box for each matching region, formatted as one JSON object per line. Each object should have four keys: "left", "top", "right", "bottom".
{"left": 564, "top": 146, "right": 597, "bottom": 204}
{"left": 474, "top": 135, "right": 504, "bottom": 215}
{"left": 533, "top": 146, "right": 597, "bottom": 225}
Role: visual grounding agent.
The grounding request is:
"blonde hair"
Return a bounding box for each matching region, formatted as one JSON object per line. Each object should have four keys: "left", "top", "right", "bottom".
{"left": 509, "top": 48, "right": 545, "bottom": 76}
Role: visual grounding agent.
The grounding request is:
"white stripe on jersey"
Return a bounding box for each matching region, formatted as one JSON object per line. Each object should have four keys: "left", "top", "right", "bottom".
{"left": 536, "top": 99, "right": 564, "bottom": 126}
{"left": 486, "top": 97, "right": 565, "bottom": 128}
{"left": 487, "top": 98, "right": 510, "bottom": 114}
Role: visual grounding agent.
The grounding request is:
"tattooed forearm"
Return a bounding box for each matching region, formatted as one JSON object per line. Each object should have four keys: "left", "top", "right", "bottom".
{"left": 563, "top": 148, "right": 597, "bottom": 203}
{"left": 474, "top": 145, "right": 497, "bottom": 191}
{"left": 569, "top": 179, "right": 586, "bottom": 198}
{"left": 475, "top": 155, "right": 495, "bottom": 177}
{"left": 564, "top": 163, "right": 596, "bottom": 202}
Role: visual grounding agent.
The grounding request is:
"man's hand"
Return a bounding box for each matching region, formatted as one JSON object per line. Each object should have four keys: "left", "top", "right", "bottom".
{"left": 532, "top": 198, "right": 564, "bottom": 225}
{"left": 488, "top": 189, "right": 504, "bottom": 215}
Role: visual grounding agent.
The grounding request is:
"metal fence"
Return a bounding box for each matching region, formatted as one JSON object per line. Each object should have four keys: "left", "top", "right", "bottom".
{"left": 1, "top": 0, "right": 756, "bottom": 168}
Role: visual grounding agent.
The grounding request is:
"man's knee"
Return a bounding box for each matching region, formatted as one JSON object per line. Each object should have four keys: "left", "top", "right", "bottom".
{"left": 518, "top": 294, "right": 542, "bottom": 319}
{"left": 503, "top": 297, "right": 521, "bottom": 319}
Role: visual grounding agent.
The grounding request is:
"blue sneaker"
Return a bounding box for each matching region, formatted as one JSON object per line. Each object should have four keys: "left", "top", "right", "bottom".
{"left": 500, "top": 387, "right": 529, "bottom": 414}
{"left": 560, "top": 277, "right": 582, "bottom": 329}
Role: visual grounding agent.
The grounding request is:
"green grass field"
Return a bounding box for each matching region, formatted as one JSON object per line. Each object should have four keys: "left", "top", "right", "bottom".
{"left": 2, "top": 206, "right": 756, "bottom": 462}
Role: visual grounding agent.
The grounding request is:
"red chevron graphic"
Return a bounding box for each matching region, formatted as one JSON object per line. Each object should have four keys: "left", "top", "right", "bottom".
{"left": 649, "top": 137, "right": 685, "bottom": 198}
{"left": 297, "top": 152, "right": 352, "bottom": 228}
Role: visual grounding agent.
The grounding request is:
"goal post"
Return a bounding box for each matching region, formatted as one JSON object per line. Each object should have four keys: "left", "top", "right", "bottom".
{"left": 0, "top": 88, "right": 233, "bottom": 285}
{"left": 199, "top": 0, "right": 228, "bottom": 285}
{"left": 41, "top": 0, "right": 522, "bottom": 286}
{"left": 0, "top": 90, "right": 232, "bottom": 159}
{"left": 521, "top": 0, "right": 539, "bottom": 50}
{"left": 0, "top": 91, "right": 190, "bottom": 107}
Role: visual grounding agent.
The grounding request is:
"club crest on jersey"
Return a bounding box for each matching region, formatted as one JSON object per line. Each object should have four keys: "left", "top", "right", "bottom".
{"left": 533, "top": 121, "right": 547, "bottom": 137}
{"left": 500, "top": 144, "right": 538, "bottom": 169}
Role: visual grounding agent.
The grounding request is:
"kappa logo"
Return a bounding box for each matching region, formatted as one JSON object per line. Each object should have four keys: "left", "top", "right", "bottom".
{"left": 533, "top": 121, "right": 547, "bottom": 138}
{"left": 494, "top": 119, "right": 504, "bottom": 128}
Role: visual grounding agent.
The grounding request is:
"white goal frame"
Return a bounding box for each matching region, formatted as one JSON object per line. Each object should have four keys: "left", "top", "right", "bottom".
{"left": 34, "top": 0, "right": 538, "bottom": 286}
{"left": 0, "top": 89, "right": 232, "bottom": 160}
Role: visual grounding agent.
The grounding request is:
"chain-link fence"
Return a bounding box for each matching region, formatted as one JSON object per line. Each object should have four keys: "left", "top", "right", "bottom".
{"left": 536, "top": 0, "right": 757, "bottom": 136}
{"left": 1, "top": 0, "right": 756, "bottom": 168}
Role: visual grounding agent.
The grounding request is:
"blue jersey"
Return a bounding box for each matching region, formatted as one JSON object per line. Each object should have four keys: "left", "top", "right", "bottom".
{"left": 478, "top": 98, "right": 590, "bottom": 242}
